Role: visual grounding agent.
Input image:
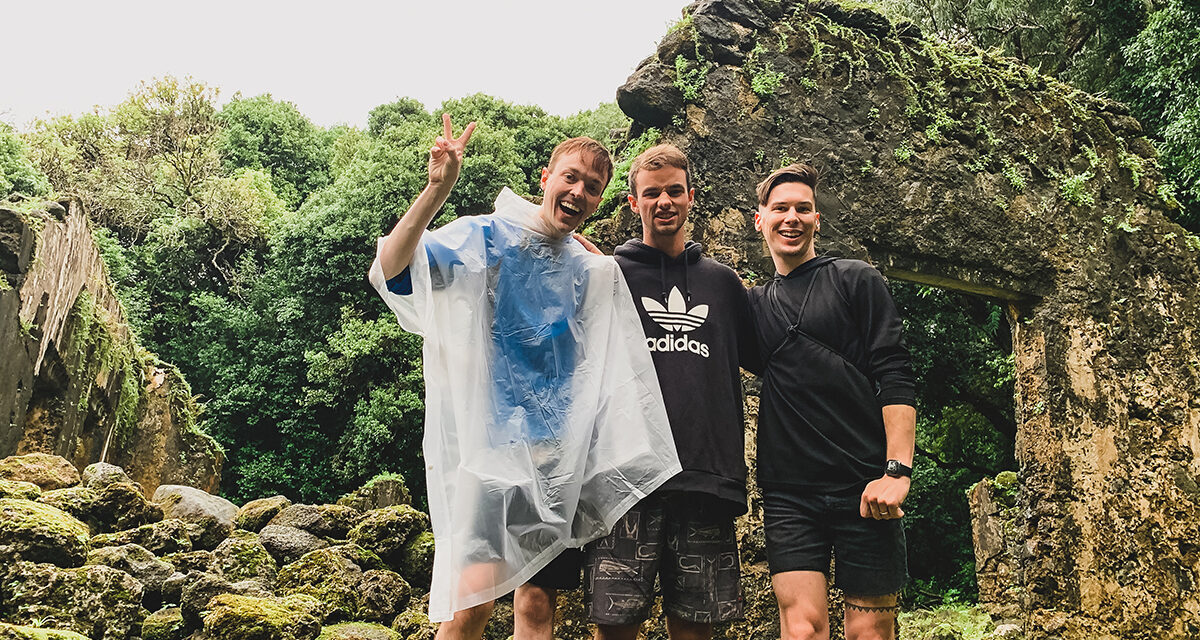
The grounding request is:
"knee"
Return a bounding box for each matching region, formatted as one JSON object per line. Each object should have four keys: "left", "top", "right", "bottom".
{"left": 780, "top": 617, "right": 827, "bottom": 640}
{"left": 460, "top": 600, "right": 495, "bottom": 625}
{"left": 513, "top": 585, "right": 555, "bottom": 624}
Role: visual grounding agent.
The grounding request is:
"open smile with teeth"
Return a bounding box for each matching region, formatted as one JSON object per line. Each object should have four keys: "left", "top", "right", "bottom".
{"left": 560, "top": 201, "right": 581, "bottom": 216}
{"left": 778, "top": 228, "right": 804, "bottom": 238}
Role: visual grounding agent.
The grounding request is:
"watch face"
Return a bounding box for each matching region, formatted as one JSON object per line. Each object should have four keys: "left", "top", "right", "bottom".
{"left": 886, "top": 460, "right": 899, "bottom": 475}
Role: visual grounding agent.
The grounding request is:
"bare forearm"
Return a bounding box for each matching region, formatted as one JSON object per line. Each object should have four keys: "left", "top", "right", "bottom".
{"left": 378, "top": 181, "right": 455, "bottom": 280}
{"left": 882, "top": 404, "right": 916, "bottom": 466}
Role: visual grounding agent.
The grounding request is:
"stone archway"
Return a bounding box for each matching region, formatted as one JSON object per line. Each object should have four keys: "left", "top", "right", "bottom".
{"left": 607, "top": 0, "right": 1200, "bottom": 637}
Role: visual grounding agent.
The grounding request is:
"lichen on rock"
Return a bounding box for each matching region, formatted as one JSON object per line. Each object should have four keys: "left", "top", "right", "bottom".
{"left": 91, "top": 518, "right": 193, "bottom": 555}
{"left": 212, "top": 529, "right": 279, "bottom": 586}
{"left": 236, "top": 495, "right": 293, "bottom": 532}
{"left": 0, "top": 562, "right": 146, "bottom": 640}
{"left": 0, "top": 498, "right": 91, "bottom": 566}
{"left": 202, "top": 593, "right": 326, "bottom": 640}
{"left": 0, "top": 454, "right": 80, "bottom": 491}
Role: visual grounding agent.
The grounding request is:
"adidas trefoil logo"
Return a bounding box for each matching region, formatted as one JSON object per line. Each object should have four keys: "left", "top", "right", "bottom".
{"left": 642, "top": 287, "right": 709, "bottom": 332}
{"left": 642, "top": 287, "right": 711, "bottom": 358}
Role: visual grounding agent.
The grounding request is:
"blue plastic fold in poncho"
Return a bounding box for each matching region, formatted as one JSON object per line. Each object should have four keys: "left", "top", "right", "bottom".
{"left": 368, "top": 188, "right": 680, "bottom": 621}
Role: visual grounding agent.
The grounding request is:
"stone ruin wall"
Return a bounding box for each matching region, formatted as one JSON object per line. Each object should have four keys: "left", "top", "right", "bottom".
{"left": 0, "top": 199, "right": 222, "bottom": 496}
{"left": 595, "top": 0, "right": 1200, "bottom": 637}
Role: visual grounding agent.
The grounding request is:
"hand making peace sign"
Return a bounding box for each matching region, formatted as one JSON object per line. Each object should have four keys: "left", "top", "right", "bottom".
{"left": 429, "top": 113, "right": 477, "bottom": 188}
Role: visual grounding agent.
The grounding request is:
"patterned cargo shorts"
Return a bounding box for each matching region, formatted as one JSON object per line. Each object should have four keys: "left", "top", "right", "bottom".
{"left": 583, "top": 494, "right": 743, "bottom": 625}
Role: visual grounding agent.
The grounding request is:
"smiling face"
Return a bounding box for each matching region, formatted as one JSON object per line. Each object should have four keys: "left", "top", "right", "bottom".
{"left": 629, "top": 165, "right": 694, "bottom": 255}
{"left": 755, "top": 180, "right": 820, "bottom": 275}
{"left": 538, "top": 150, "right": 608, "bottom": 239}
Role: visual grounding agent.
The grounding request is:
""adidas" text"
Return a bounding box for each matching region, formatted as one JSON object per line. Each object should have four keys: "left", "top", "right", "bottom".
{"left": 646, "top": 334, "right": 710, "bottom": 358}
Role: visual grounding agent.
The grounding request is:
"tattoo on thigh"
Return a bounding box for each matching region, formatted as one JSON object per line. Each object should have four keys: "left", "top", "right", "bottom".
{"left": 844, "top": 599, "right": 900, "bottom": 615}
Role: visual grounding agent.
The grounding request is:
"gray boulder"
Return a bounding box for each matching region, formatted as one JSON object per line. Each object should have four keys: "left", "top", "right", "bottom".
{"left": 268, "top": 504, "right": 362, "bottom": 539}
{"left": 81, "top": 462, "right": 134, "bottom": 490}
{"left": 91, "top": 518, "right": 194, "bottom": 555}
{"left": 260, "top": 524, "right": 329, "bottom": 565}
{"left": 1, "top": 561, "right": 145, "bottom": 640}
{"left": 85, "top": 543, "right": 175, "bottom": 606}
{"left": 0, "top": 498, "right": 91, "bottom": 567}
{"left": 153, "top": 485, "right": 237, "bottom": 550}
{"left": 0, "top": 453, "right": 80, "bottom": 490}
{"left": 212, "top": 529, "right": 278, "bottom": 586}
{"left": 234, "top": 495, "right": 292, "bottom": 532}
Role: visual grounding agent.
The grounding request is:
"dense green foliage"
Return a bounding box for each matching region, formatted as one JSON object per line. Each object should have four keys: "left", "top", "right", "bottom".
{"left": 878, "top": 0, "right": 1200, "bottom": 228}
{"left": 890, "top": 283, "right": 1016, "bottom": 606}
{"left": 0, "top": 123, "right": 50, "bottom": 198}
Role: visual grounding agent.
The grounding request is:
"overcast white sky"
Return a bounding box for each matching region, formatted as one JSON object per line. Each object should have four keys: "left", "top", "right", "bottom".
{"left": 2, "top": 0, "right": 691, "bottom": 130}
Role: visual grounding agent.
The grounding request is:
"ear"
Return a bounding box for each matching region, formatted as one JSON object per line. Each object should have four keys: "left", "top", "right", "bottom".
{"left": 627, "top": 193, "right": 639, "bottom": 214}
{"left": 686, "top": 188, "right": 696, "bottom": 207}
{"left": 753, "top": 209, "right": 763, "bottom": 232}
{"left": 540, "top": 167, "right": 549, "bottom": 190}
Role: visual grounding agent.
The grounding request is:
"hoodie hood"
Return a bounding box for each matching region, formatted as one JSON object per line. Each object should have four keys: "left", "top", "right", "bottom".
{"left": 615, "top": 240, "right": 703, "bottom": 302}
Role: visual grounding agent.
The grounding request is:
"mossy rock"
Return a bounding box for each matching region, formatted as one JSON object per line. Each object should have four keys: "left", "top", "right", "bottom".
{"left": 35, "top": 488, "right": 97, "bottom": 526}
{"left": 85, "top": 543, "right": 175, "bottom": 601}
{"left": 92, "top": 482, "right": 164, "bottom": 532}
{"left": 389, "top": 609, "right": 435, "bottom": 640}
{"left": 141, "top": 607, "right": 185, "bottom": 640}
{"left": 0, "top": 453, "right": 80, "bottom": 490}
{"left": 212, "top": 529, "right": 278, "bottom": 586}
{"left": 398, "top": 531, "right": 434, "bottom": 589}
{"left": 276, "top": 544, "right": 385, "bottom": 620}
{"left": 179, "top": 571, "right": 273, "bottom": 629}
{"left": 92, "top": 518, "right": 193, "bottom": 555}
{"left": 269, "top": 504, "right": 363, "bottom": 539}
{"left": 0, "top": 623, "right": 90, "bottom": 640}
{"left": 0, "top": 498, "right": 91, "bottom": 566}
{"left": 337, "top": 474, "right": 411, "bottom": 511}
{"left": 0, "top": 478, "right": 41, "bottom": 500}
{"left": 80, "top": 462, "right": 133, "bottom": 491}
{"left": 260, "top": 524, "right": 330, "bottom": 565}
{"left": 235, "top": 495, "right": 293, "bottom": 532}
{"left": 317, "top": 622, "right": 401, "bottom": 640}
{"left": 357, "top": 569, "right": 411, "bottom": 621}
{"left": 2, "top": 562, "right": 146, "bottom": 640}
{"left": 152, "top": 485, "right": 237, "bottom": 550}
{"left": 161, "top": 549, "right": 214, "bottom": 574}
{"left": 347, "top": 505, "right": 430, "bottom": 571}
{"left": 202, "top": 594, "right": 326, "bottom": 640}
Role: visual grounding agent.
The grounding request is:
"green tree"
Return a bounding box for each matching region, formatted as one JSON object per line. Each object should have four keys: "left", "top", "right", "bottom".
{"left": 0, "top": 122, "right": 50, "bottom": 198}
{"left": 218, "top": 94, "right": 333, "bottom": 209}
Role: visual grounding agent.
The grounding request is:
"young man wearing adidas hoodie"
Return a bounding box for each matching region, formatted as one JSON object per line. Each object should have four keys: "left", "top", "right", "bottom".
{"left": 581, "top": 144, "right": 760, "bottom": 640}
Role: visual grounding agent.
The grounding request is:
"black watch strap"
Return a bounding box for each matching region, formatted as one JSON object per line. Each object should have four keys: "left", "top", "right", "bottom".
{"left": 885, "top": 459, "right": 912, "bottom": 478}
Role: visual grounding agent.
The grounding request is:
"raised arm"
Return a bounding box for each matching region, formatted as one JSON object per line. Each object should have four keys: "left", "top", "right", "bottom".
{"left": 378, "top": 114, "right": 476, "bottom": 280}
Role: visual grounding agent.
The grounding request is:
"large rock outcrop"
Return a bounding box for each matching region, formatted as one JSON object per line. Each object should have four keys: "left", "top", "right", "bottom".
{"left": 0, "top": 200, "right": 222, "bottom": 495}
{"left": 604, "top": 0, "right": 1200, "bottom": 637}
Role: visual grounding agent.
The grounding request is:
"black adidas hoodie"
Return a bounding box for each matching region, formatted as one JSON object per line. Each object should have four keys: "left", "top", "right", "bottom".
{"left": 615, "top": 240, "right": 760, "bottom": 517}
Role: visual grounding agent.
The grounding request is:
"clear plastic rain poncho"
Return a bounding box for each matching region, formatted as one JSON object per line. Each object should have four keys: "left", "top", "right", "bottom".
{"left": 368, "top": 188, "right": 680, "bottom": 622}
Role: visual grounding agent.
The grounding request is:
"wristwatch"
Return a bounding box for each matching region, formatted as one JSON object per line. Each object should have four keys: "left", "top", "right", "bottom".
{"left": 885, "top": 459, "right": 912, "bottom": 478}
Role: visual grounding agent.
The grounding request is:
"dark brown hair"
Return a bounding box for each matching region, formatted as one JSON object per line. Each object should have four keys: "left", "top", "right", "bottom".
{"left": 756, "top": 163, "right": 820, "bottom": 206}
{"left": 628, "top": 143, "right": 692, "bottom": 195}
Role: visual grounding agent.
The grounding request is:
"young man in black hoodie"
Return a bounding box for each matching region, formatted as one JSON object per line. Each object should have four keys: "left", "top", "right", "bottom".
{"left": 749, "top": 163, "right": 916, "bottom": 640}
{"left": 582, "top": 144, "right": 760, "bottom": 640}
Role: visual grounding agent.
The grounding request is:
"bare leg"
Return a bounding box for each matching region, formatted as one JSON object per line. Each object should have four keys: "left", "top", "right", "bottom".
{"left": 435, "top": 600, "right": 495, "bottom": 640}
{"left": 665, "top": 615, "right": 713, "bottom": 640}
{"left": 843, "top": 593, "right": 899, "bottom": 640}
{"left": 772, "top": 570, "right": 831, "bottom": 640}
{"left": 513, "top": 583, "right": 557, "bottom": 640}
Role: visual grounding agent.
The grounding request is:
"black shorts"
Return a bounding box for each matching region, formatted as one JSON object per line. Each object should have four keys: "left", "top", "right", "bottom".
{"left": 583, "top": 494, "right": 743, "bottom": 625}
{"left": 528, "top": 547, "right": 583, "bottom": 590}
{"left": 762, "top": 487, "right": 907, "bottom": 597}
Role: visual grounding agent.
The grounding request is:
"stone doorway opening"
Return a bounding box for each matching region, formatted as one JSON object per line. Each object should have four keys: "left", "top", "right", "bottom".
{"left": 887, "top": 280, "right": 1018, "bottom": 609}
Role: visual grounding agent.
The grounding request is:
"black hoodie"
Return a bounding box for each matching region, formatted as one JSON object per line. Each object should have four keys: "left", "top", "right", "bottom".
{"left": 615, "top": 240, "right": 760, "bottom": 516}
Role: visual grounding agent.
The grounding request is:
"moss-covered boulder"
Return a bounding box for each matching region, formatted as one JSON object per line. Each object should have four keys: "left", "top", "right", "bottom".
{"left": 161, "top": 549, "right": 214, "bottom": 574}
{"left": 347, "top": 506, "right": 430, "bottom": 572}
{"left": 317, "top": 622, "right": 402, "bottom": 640}
{"left": 389, "top": 609, "right": 435, "bottom": 640}
{"left": 92, "top": 482, "right": 164, "bottom": 532}
{"left": 276, "top": 545, "right": 385, "bottom": 620}
{"left": 85, "top": 543, "right": 175, "bottom": 606}
{"left": 235, "top": 495, "right": 292, "bottom": 532}
{"left": 42, "top": 483, "right": 163, "bottom": 534}
{"left": 178, "top": 571, "right": 272, "bottom": 629}
{"left": 260, "top": 524, "right": 330, "bottom": 565}
{"left": 0, "top": 479, "right": 40, "bottom": 500}
{"left": 92, "top": 518, "right": 193, "bottom": 555}
{"left": 398, "top": 531, "right": 434, "bottom": 589}
{"left": 0, "top": 453, "right": 80, "bottom": 490}
{"left": 80, "top": 462, "right": 134, "bottom": 491}
{"left": 0, "top": 562, "right": 146, "bottom": 640}
{"left": 161, "top": 572, "right": 187, "bottom": 605}
{"left": 212, "top": 529, "right": 278, "bottom": 586}
{"left": 337, "top": 474, "right": 410, "bottom": 511}
{"left": 35, "top": 487, "right": 98, "bottom": 526}
{"left": 0, "top": 498, "right": 91, "bottom": 566}
{"left": 153, "top": 485, "right": 237, "bottom": 550}
{"left": 141, "top": 606, "right": 185, "bottom": 640}
{"left": 269, "top": 504, "right": 363, "bottom": 539}
{"left": 202, "top": 594, "right": 326, "bottom": 640}
{"left": 357, "top": 570, "right": 411, "bottom": 621}
{"left": 0, "top": 623, "right": 90, "bottom": 640}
